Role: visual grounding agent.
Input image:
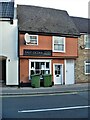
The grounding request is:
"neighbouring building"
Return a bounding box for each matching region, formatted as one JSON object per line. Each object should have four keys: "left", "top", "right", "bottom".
{"left": 71, "top": 17, "right": 90, "bottom": 83}
{"left": 0, "top": 1, "right": 18, "bottom": 86}
{"left": 17, "top": 5, "right": 80, "bottom": 86}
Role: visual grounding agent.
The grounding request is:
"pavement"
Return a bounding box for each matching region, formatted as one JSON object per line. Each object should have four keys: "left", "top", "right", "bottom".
{"left": 0, "top": 83, "right": 89, "bottom": 96}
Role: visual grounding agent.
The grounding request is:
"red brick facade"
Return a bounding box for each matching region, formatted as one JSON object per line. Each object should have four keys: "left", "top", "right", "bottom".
{"left": 19, "top": 33, "right": 78, "bottom": 85}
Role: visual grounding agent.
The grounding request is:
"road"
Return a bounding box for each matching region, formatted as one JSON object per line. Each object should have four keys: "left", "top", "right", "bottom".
{"left": 1, "top": 91, "right": 89, "bottom": 119}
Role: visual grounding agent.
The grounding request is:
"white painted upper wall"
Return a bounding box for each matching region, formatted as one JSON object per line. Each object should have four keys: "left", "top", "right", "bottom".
{"left": 0, "top": 19, "right": 18, "bottom": 60}
{"left": 0, "top": 19, "right": 19, "bottom": 85}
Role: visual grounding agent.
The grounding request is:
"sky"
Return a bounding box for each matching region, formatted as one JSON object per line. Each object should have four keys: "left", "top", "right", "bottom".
{"left": 15, "top": 0, "right": 89, "bottom": 18}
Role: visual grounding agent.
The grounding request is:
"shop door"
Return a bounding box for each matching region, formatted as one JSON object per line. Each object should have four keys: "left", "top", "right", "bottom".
{"left": 54, "top": 64, "right": 63, "bottom": 85}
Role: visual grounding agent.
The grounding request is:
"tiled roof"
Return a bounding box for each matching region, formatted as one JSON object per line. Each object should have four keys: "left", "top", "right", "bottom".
{"left": 17, "top": 5, "right": 80, "bottom": 37}
{"left": 71, "top": 16, "right": 90, "bottom": 34}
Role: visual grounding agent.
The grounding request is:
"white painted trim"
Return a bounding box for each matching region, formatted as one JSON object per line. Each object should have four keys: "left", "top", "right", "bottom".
{"left": 0, "top": 18, "right": 10, "bottom": 21}
{"left": 52, "top": 36, "right": 66, "bottom": 53}
{"left": 29, "top": 59, "right": 52, "bottom": 80}
{"left": 53, "top": 63, "right": 63, "bottom": 85}
{"left": 29, "top": 59, "right": 51, "bottom": 62}
{"left": 6, "top": 58, "right": 8, "bottom": 85}
{"left": 64, "top": 59, "right": 66, "bottom": 85}
{"left": 29, "top": 60, "right": 31, "bottom": 80}
{"left": 84, "top": 34, "right": 90, "bottom": 49}
{"left": 84, "top": 61, "right": 90, "bottom": 75}
{"left": 80, "top": 33, "right": 88, "bottom": 35}
{"left": 85, "top": 47, "right": 90, "bottom": 50}
{"left": 26, "top": 34, "right": 38, "bottom": 46}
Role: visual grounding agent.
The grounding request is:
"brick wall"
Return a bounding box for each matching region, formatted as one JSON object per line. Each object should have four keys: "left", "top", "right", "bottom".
{"left": 20, "top": 59, "right": 30, "bottom": 83}
{"left": 19, "top": 34, "right": 78, "bottom": 57}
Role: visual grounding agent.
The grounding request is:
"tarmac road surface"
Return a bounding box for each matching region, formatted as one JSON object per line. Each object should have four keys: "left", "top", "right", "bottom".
{"left": 1, "top": 91, "right": 89, "bottom": 119}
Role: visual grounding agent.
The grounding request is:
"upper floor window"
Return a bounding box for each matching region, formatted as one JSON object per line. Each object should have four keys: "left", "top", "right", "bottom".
{"left": 24, "top": 33, "right": 38, "bottom": 45}
{"left": 84, "top": 60, "right": 90, "bottom": 75}
{"left": 84, "top": 34, "right": 90, "bottom": 49}
{"left": 53, "top": 36, "right": 65, "bottom": 52}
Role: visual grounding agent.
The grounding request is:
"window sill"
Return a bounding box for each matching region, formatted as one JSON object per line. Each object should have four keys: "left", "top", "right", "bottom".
{"left": 53, "top": 50, "right": 65, "bottom": 53}
{"left": 85, "top": 73, "right": 90, "bottom": 75}
{"left": 26, "top": 43, "right": 38, "bottom": 46}
{"left": 85, "top": 48, "right": 90, "bottom": 50}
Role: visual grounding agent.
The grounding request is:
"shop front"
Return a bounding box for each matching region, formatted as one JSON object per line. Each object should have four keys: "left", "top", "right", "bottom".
{"left": 20, "top": 57, "right": 65, "bottom": 86}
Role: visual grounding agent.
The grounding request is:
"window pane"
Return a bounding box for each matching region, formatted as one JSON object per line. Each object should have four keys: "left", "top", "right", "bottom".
{"left": 55, "top": 70, "right": 57, "bottom": 75}
{"left": 35, "top": 70, "right": 40, "bottom": 74}
{"left": 57, "top": 65, "right": 60, "bottom": 70}
{"left": 41, "top": 62, "right": 44, "bottom": 65}
{"left": 41, "top": 62, "right": 45, "bottom": 69}
{"left": 86, "top": 65, "right": 90, "bottom": 73}
{"left": 85, "top": 35, "right": 90, "bottom": 42}
{"left": 46, "top": 62, "right": 49, "bottom": 69}
{"left": 30, "top": 40, "right": 37, "bottom": 44}
{"left": 31, "top": 62, "right": 34, "bottom": 68}
{"left": 29, "top": 35, "right": 37, "bottom": 45}
{"left": 59, "top": 40, "right": 63, "bottom": 44}
{"left": 30, "top": 36, "right": 37, "bottom": 40}
{"left": 31, "top": 70, "right": 34, "bottom": 75}
{"left": 35, "top": 62, "right": 41, "bottom": 69}
{"left": 45, "top": 70, "right": 50, "bottom": 74}
{"left": 58, "top": 70, "right": 60, "bottom": 74}
{"left": 85, "top": 35, "right": 90, "bottom": 48}
{"left": 54, "top": 37, "right": 64, "bottom": 44}
{"left": 54, "top": 39, "right": 59, "bottom": 44}
{"left": 59, "top": 37, "right": 64, "bottom": 44}
{"left": 86, "top": 41, "right": 90, "bottom": 48}
{"left": 41, "top": 70, "right": 45, "bottom": 75}
{"left": 58, "top": 45, "right": 64, "bottom": 51}
{"left": 55, "top": 65, "right": 58, "bottom": 70}
{"left": 54, "top": 44, "right": 59, "bottom": 50}
{"left": 54, "top": 44, "right": 64, "bottom": 51}
{"left": 54, "top": 36, "right": 60, "bottom": 41}
{"left": 86, "top": 60, "right": 90, "bottom": 63}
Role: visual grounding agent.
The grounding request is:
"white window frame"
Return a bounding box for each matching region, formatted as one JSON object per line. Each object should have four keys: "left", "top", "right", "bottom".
{"left": 29, "top": 59, "right": 51, "bottom": 79}
{"left": 84, "top": 34, "right": 90, "bottom": 49}
{"left": 26, "top": 34, "right": 38, "bottom": 45}
{"left": 52, "top": 36, "right": 65, "bottom": 52}
{"left": 84, "top": 61, "right": 90, "bottom": 75}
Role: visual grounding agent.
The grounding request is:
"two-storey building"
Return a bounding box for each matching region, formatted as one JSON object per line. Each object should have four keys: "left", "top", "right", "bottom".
{"left": 0, "top": 1, "right": 18, "bottom": 86}
{"left": 71, "top": 17, "right": 90, "bottom": 83}
{"left": 17, "top": 5, "right": 80, "bottom": 86}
